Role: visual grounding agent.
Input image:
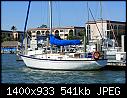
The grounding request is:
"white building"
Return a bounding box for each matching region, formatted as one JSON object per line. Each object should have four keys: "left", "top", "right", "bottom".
{"left": 27, "top": 26, "right": 85, "bottom": 40}
{"left": 27, "top": 26, "right": 85, "bottom": 50}
{"left": 85, "top": 20, "right": 125, "bottom": 47}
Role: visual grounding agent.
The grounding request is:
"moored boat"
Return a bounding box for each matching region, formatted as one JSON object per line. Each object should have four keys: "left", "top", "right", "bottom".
{"left": 20, "top": 1, "right": 107, "bottom": 70}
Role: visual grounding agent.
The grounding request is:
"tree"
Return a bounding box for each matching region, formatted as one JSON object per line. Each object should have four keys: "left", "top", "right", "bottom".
{"left": 67, "top": 29, "right": 86, "bottom": 41}
{"left": 77, "top": 29, "right": 86, "bottom": 40}
{"left": 1, "top": 33, "right": 13, "bottom": 42}
{"left": 11, "top": 26, "right": 17, "bottom": 32}
{"left": 38, "top": 24, "right": 47, "bottom": 28}
{"left": 67, "top": 30, "right": 74, "bottom": 40}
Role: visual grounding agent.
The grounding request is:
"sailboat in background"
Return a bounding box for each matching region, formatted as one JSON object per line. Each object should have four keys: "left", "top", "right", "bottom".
{"left": 19, "top": 1, "right": 107, "bottom": 70}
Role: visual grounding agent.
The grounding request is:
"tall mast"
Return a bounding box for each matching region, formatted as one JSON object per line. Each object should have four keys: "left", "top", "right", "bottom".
{"left": 49, "top": 1, "right": 53, "bottom": 53}
{"left": 87, "top": 1, "right": 89, "bottom": 45}
{"left": 84, "top": 1, "right": 89, "bottom": 52}
{"left": 49, "top": 1, "right": 52, "bottom": 35}
{"left": 23, "top": 1, "right": 31, "bottom": 55}
{"left": 100, "top": 1, "right": 104, "bottom": 47}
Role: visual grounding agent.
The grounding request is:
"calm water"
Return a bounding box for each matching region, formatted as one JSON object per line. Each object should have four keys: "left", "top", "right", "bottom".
{"left": 1, "top": 54, "right": 125, "bottom": 84}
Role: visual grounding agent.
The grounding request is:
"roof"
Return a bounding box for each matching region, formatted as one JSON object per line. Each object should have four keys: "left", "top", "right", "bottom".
{"left": 1, "top": 30, "right": 24, "bottom": 34}
{"left": 86, "top": 20, "right": 126, "bottom": 24}
{"left": 27, "top": 26, "right": 85, "bottom": 31}
{"left": 1, "top": 41, "right": 21, "bottom": 47}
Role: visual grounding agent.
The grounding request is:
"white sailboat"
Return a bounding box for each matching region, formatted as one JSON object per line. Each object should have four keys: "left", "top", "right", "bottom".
{"left": 19, "top": 1, "right": 107, "bottom": 70}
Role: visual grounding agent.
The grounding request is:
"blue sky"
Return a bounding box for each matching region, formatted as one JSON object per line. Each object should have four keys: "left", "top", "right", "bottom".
{"left": 1, "top": 1, "right": 126, "bottom": 31}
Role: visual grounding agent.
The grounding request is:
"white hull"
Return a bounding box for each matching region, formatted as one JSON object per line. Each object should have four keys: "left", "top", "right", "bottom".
{"left": 20, "top": 55, "right": 107, "bottom": 70}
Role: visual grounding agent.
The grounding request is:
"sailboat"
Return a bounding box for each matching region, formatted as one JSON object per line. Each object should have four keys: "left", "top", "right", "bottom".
{"left": 19, "top": 1, "right": 107, "bottom": 70}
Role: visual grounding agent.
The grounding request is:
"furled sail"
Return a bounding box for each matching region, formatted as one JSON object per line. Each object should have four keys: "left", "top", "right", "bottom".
{"left": 49, "top": 34, "right": 81, "bottom": 46}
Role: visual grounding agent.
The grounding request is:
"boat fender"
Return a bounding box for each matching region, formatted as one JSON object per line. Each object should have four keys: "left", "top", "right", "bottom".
{"left": 93, "top": 51, "right": 100, "bottom": 60}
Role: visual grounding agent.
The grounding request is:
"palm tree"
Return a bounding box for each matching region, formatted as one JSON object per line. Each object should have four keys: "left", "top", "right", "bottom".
{"left": 11, "top": 26, "right": 17, "bottom": 41}
{"left": 11, "top": 26, "right": 17, "bottom": 32}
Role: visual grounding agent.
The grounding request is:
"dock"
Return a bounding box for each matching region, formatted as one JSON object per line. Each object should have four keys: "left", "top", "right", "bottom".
{"left": 102, "top": 60, "right": 126, "bottom": 70}
{"left": 107, "top": 60, "right": 126, "bottom": 66}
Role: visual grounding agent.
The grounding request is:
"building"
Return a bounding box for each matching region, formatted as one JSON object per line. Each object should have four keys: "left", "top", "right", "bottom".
{"left": 85, "top": 20, "right": 125, "bottom": 46}
{"left": 26, "top": 26, "right": 85, "bottom": 50}
{"left": 1, "top": 41, "right": 21, "bottom": 53}
{"left": 1, "top": 30, "right": 24, "bottom": 42}
{"left": 27, "top": 26, "right": 85, "bottom": 40}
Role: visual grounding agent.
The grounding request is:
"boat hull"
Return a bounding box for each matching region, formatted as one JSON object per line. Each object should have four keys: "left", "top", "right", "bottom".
{"left": 20, "top": 55, "right": 107, "bottom": 70}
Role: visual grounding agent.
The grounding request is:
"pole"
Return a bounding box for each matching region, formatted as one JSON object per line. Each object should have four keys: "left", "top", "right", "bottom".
{"left": 100, "top": 1, "right": 104, "bottom": 48}
{"left": 49, "top": 1, "right": 53, "bottom": 53}
{"left": 23, "top": 1, "right": 31, "bottom": 55}
{"left": 84, "top": 32, "right": 86, "bottom": 52}
{"left": 121, "top": 35, "right": 125, "bottom": 52}
{"left": 87, "top": 1, "right": 89, "bottom": 44}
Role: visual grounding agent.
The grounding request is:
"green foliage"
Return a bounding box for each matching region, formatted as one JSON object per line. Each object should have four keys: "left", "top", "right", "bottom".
{"left": 78, "top": 29, "right": 86, "bottom": 40}
{"left": 1, "top": 33, "right": 14, "bottom": 42}
{"left": 67, "top": 29, "right": 86, "bottom": 41}
{"left": 67, "top": 30, "right": 74, "bottom": 40}
{"left": 38, "top": 24, "right": 47, "bottom": 28}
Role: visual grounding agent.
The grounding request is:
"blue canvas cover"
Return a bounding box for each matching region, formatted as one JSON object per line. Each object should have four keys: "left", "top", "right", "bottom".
{"left": 49, "top": 34, "right": 81, "bottom": 46}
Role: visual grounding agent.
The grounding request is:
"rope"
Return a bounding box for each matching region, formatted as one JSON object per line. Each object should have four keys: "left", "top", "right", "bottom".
{"left": 109, "top": 20, "right": 119, "bottom": 47}
{"left": 89, "top": 8, "right": 103, "bottom": 39}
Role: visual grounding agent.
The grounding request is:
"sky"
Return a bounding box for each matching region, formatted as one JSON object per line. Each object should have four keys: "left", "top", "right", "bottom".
{"left": 1, "top": 1, "right": 126, "bottom": 31}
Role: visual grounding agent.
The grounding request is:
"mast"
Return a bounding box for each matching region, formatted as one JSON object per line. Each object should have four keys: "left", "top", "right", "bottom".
{"left": 100, "top": 1, "right": 104, "bottom": 48}
{"left": 49, "top": 1, "right": 53, "bottom": 53}
{"left": 23, "top": 1, "right": 31, "bottom": 55}
{"left": 84, "top": 1, "right": 89, "bottom": 52}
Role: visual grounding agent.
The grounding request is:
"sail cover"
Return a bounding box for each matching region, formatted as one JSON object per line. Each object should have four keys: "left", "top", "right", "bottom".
{"left": 49, "top": 34, "right": 81, "bottom": 46}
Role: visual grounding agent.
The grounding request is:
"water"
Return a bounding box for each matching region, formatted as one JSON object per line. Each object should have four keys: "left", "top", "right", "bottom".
{"left": 1, "top": 54, "right": 125, "bottom": 84}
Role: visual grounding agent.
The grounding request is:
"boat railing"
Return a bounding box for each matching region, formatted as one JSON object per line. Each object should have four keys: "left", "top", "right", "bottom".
{"left": 79, "top": 51, "right": 106, "bottom": 59}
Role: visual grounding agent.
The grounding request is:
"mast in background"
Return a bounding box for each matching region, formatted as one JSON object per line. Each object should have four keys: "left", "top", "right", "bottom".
{"left": 100, "top": 1, "right": 104, "bottom": 49}
{"left": 84, "top": 1, "right": 89, "bottom": 52}
{"left": 49, "top": 1, "right": 53, "bottom": 53}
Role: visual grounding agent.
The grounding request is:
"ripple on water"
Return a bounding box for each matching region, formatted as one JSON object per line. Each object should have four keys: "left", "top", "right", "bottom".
{"left": 1, "top": 54, "right": 125, "bottom": 84}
